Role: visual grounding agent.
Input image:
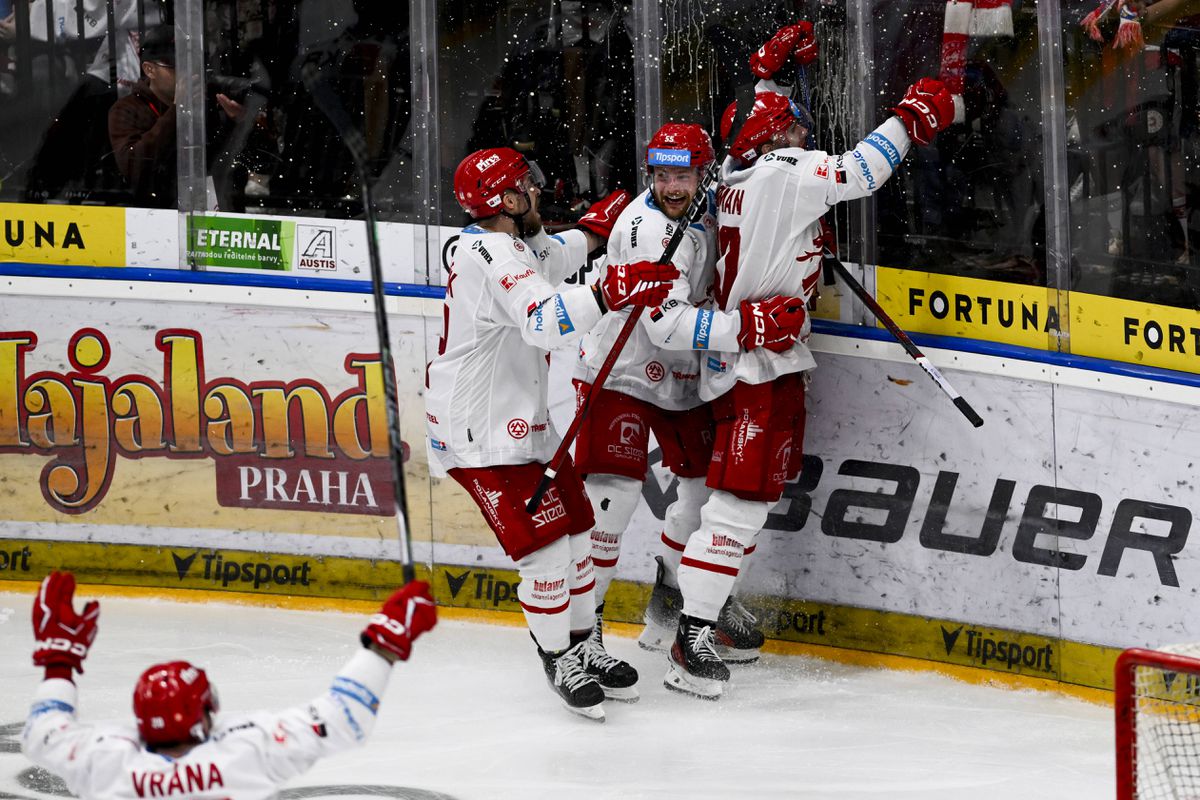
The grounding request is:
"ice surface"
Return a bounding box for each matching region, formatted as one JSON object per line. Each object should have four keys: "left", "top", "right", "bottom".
{"left": 0, "top": 591, "right": 1114, "bottom": 799}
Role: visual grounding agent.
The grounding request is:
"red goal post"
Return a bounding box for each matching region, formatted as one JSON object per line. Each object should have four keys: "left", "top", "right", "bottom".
{"left": 1116, "top": 646, "right": 1200, "bottom": 800}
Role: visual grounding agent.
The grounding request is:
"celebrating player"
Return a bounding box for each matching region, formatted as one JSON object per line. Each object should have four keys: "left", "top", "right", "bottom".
{"left": 23, "top": 571, "right": 437, "bottom": 799}
{"left": 663, "top": 24, "right": 956, "bottom": 698}
{"left": 572, "top": 122, "right": 808, "bottom": 669}
{"left": 426, "top": 147, "right": 677, "bottom": 720}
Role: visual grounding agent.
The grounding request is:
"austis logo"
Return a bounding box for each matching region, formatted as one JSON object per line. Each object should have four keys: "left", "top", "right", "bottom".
{"left": 0, "top": 329, "right": 393, "bottom": 514}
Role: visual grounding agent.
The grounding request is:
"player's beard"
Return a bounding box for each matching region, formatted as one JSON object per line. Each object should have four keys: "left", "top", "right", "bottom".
{"left": 653, "top": 187, "right": 694, "bottom": 221}
{"left": 521, "top": 205, "right": 543, "bottom": 236}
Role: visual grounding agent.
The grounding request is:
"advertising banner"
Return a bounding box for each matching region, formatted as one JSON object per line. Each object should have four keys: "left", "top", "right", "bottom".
{"left": 0, "top": 202, "right": 125, "bottom": 267}
{"left": 875, "top": 266, "right": 1200, "bottom": 375}
{"left": 0, "top": 291, "right": 433, "bottom": 558}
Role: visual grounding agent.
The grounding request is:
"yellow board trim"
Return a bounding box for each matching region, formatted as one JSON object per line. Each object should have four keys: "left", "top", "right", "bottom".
{"left": 0, "top": 538, "right": 1125, "bottom": 700}
{"left": 1, "top": 577, "right": 1112, "bottom": 706}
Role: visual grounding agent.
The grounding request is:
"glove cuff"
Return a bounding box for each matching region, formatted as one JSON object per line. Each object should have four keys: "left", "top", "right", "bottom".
{"left": 592, "top": 284, "right": 608, "bottom": 314}
{"left": 44, "top": 665, "right": 74, "bottom": 681}
{"left": 891, "top": 108, "right": 926, "bottom": 145}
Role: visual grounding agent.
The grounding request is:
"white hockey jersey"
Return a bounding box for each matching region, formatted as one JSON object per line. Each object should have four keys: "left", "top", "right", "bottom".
{"left": 22, "top": 650, "right": 392, "bottom": 800}
{"left": 426, "top": 225, "right": 600, "bottom": 469}
{"left": 575, "top": 189, "right": 739, "bottom": 411}
{"left": 701, "top": 115, "right": 912, "bottom": 401}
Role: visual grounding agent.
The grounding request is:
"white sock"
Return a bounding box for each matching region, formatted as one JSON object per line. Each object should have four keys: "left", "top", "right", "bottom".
{"left": 677, "top": 491, "right": 770, "bottom": 621}
{"left": 567, "top": 531, "right": 598, "bottom": 632}
{"left": 516, "top": 537, "right": 573, "bottom": 652}
{"left": 582, "top": 473, "right": 643, "bottom": 606}
{"left": 659, "top": 477, "right": 710, "bottom": 588}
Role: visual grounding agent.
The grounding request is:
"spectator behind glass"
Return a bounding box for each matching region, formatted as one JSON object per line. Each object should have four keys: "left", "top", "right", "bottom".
{"left": 107, "top": 24, "right": 178, "bottom": 207}
{"left": 108, "top": 24, "right": 266, "bottom": 209}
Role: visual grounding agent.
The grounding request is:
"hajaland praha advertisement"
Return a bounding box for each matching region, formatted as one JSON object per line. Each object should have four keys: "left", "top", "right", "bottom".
{"left": 0, "top": 298, "right": 428, "bottom": 552}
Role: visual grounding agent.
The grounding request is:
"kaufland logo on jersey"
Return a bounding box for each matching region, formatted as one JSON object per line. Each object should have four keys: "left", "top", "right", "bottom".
{"left": 476, "top": 153, "right": 501, "bottom": 171}
{"left": 648, "top": 148, "right": 691, "bottom": 167}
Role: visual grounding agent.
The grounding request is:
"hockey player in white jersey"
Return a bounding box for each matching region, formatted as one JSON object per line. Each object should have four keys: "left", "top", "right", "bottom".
{"left": 663, "top": 28, "right": 957, "bottom": 699}
{"left": 23, "top": 571, "right": 437, "bottom": 800}
{"left": 572, "top": 121, "right": 808, "bottom": 666}
{"left": 426, "top": 147, "right": 677, "bottom": 720}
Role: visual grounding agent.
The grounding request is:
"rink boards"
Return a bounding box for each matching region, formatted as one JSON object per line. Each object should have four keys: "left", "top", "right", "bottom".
{"left": 0, "top": 270, "right": 1198, "bottom": 693}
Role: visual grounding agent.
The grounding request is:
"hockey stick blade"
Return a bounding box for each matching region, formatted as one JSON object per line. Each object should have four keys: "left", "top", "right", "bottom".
{"left": 824, "top": 247, "right": 984, "bottom": 428}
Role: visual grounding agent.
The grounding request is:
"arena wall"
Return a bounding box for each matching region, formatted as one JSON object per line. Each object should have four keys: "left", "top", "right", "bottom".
{"left": 3, "top": 223, "right": 1199, "bottom": 692}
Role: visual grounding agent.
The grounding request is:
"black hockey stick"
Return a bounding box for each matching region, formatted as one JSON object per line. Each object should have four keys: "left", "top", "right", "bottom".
{"left": 821, "top": 247, "right": 984, "bottom": 427}
{"left": 791, "top": 38, "right": 980, "bottom": 428}
{"left": 301, "top": 57, "right": 417, "bottom": 581}
{"left": 525, "top": 85, "right": 758, "bottom": 514}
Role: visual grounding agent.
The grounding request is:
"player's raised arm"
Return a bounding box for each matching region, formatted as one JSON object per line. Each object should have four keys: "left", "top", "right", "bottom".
{"left": 816, "top": 78, "right": 955, "bottom": 206}
{"left": 23, "top": 572, "right": 438, "bottom": 799}
{"left": 527, "top": 190, "right": 631, "bottom": 287}
{"left": 23, "top": 572, "right": 106, "bottom": 794}
{"left": 253, "top": 581, "right": 438, "bottom": 782}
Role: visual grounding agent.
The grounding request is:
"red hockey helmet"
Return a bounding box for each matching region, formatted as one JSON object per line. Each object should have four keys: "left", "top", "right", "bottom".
{"left": 453, "top": 147, "right": 544, "bottom": 219}
{"left": 721, "top": 92, "right": 812, "bottom": 165}
{"left": 645, "top": 123, "right": 715, "bottom": 173}
{"left": 133, "top": 661, "right": 218, "bottom": 747}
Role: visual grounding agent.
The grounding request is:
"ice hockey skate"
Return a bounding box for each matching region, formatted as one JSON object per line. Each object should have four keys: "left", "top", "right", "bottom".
{"left": 715, "top": 596, "right": 766, "bottom": 664}
{"left": 638, "top": 556, "right": 684, "bottom": 652}
{"left": 536, "top": 638, "right": 607, "bottom": 721}
{"left": 664, "top": 614, "right": 731, "bottom": 700}
{"left": 575, "top": 604, "right": 639, "bottom": 702}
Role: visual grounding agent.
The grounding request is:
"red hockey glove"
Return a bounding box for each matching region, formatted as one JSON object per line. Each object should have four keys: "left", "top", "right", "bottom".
{"left": 32, "top": 571, "right": 99, "bottom": 677}
{"left": 576, "top": 190, "right": 631, "bottom": 240}
{"left": 738, "top": 295, "right": 808, "bottom": 352}
{"left": 750, "top": 22, "right": 818, "bottom": 79}
{"left": 598, "top": 261, "right": 679, "bottom": 312}
{"left": 892, "top": 77, "right": 955, "bottom": 146}
{"left": 361, "top": 580, "right": 438, "bottom": 663}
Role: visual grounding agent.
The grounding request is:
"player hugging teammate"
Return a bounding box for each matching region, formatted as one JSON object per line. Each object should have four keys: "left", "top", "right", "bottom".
{"left": 430, "top": 20, "right": 955, "bottom": 712}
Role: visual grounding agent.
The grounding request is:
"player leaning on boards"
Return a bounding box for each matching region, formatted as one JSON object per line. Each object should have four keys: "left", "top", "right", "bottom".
{"left": 575, "top": 118, "right": 809, "bottom": 669}
{"left": 662, "top": 25, "right": 957, "bottom": 700}
{"left": 425, "top": 148, "right": 677, "bottom": 721}
{"left": 631, "top": 25, "right": 821, "bottom": 668}
{"left": 23, "top": 571, "right": 437, "bottom": 800}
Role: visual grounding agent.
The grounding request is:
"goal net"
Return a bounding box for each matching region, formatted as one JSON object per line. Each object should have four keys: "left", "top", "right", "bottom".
{"left": 1117, "top": 645, "right": 1200, "bottom": 800}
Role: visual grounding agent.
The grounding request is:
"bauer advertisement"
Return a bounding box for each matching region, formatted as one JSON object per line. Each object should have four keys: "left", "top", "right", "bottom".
{"left": 0, "top": 292, "right": 437, "bottom": 560}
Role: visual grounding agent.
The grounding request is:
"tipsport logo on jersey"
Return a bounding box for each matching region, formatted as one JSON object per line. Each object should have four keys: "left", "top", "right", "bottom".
{"left": 0, "top": 329, "right": 396, "bottom": 516}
